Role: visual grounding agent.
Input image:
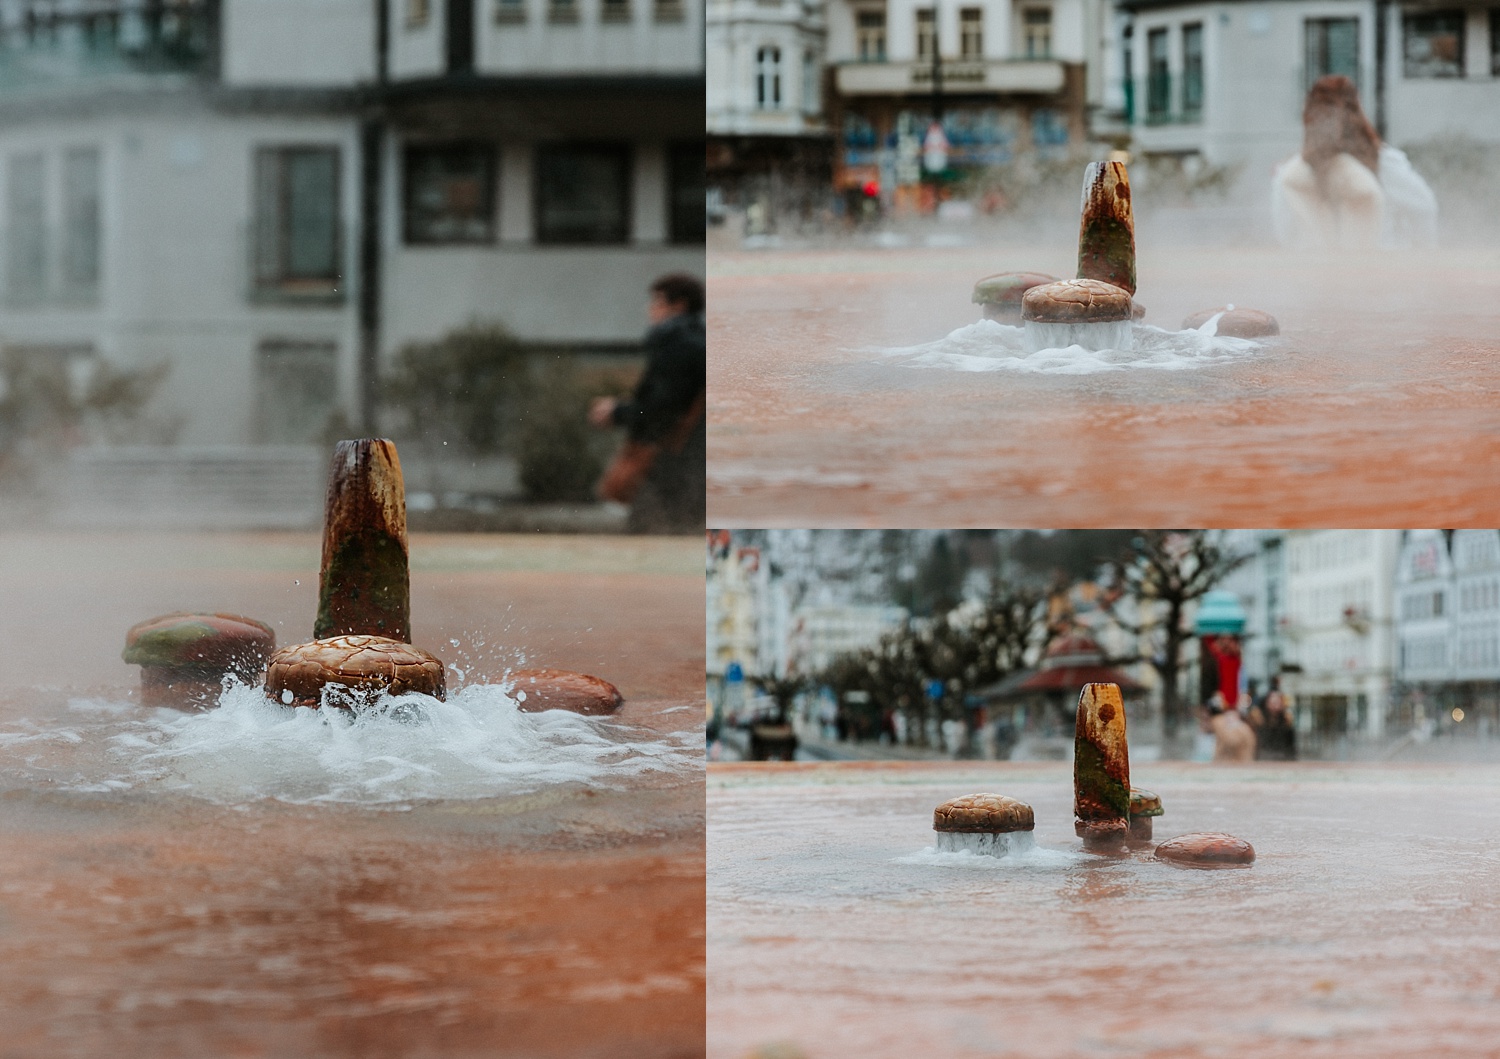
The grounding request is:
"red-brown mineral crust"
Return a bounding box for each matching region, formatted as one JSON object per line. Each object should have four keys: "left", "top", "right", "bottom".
{"left": 1023, "top": 279, "right": 1135, "bottom": 324}
{"left": 1155, "top": 832, "right": 1256, "bottom": 868}
{"left": 505, "top": 668, "right": 623, "bottom": 715}
{"left": 1181, "top": 307, "right": 1280, "bottom": 338}
{"left": 972, "top": 272, "right": 1059, "bottom": 322}
{"left": 265, "top": 635, "right": 445, "bottom": 707}
{"left": 933, "top": 794, "right": 1035, "bottom": 833}
{"left": 124, "top": 612, "right": 277, "bottom": 708}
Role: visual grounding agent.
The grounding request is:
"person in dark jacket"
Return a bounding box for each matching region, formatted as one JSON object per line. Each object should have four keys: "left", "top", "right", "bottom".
{"left": 589, "top": 273, "right": 705, "bottom": 533}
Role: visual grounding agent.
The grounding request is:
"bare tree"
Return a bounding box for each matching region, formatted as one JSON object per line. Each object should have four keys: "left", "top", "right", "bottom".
{"left": 1100, "top": 531, "right": 1251, "bottom": 745}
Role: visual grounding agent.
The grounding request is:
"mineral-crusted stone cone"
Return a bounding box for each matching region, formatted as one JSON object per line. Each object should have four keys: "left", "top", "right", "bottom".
{"left": 124, "top": 612, "right": 276, "bottom": 708}
{"left": 1129, "top": 786, "right": 1164, "bottom": 842}
{"left": 505, "top": 668, "right": 623, "bottom": 715}
{"left": 265, "top": 634, "right": 444, "bottom": 707}
{"left": 1075, "top": 682, "right": 1131, "bottom": 842}
{"left": 315, "top": 439, "right": 410, "bottom": 643}
{"left": 1077, "top": 161, "right": 1136, "bottom": 295}
{"left": 1155, "top": 832, "right": 1256, "bottom": 868}
{"left": 933, "top": 793, "right": 1035, "bottom": 833}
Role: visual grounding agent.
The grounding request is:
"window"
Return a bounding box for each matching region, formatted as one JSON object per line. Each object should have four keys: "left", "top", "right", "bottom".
{"left": 1492, "top": 9, "right": 1500, "bottom": 76}
{"left": 407, "top": 0, "right": 431, "bottom": 25}
{"left": 803, "top": 49, "right": 819, "bottom": 111}
{"left": 668, "top": 142, "right": 704, "bottom": 244}
{"left": 548, "top": 0, "right": 579, "bottom": 23}
{"left": 254, "top": 340, "right": 339, "bottom": 444}
{"left": 62, "top": 147, "right": 100, "bottom": 295}
{"left": 1022, "top": 6, "right": 1051, "bottom": 58}
{"left": 1146, "top": 27, "right": 1169, "bottom": 120}
{"left": 1404, "top": 11, "right": 1464, "bottom": 77}
{"left": 756, "top": 46, "right": 782, "bottom": 108}
{"left": 959, "top": 7, "right": 982, "bottom": 59}
{"left": 602, "top": 0, "right": 631, "bottom": 21}
{"left": 1182, "top": 22, "right": 1203, "bottom": 118}
{"left": 403, "top": 143, "right": 497, "bottom": 244}
{"left": 1122, "top": 25, "right": 1134, "bottom": 121}
{"left": 1305, "top": 17, "right": 1360, "bottom": 90}
{"left": 253, "top": 146, "right": 341, "bottom": 298}
{"left": 653, "top": 0, "right": 684, "bottom": 22}
{"left": 856, "top": 9, "right": 886, "bottom": 61}
{"left": 494, "top": 0, "right": 526, "bottom": 22}
{"left": 916, "top": 8, "right": 936, "bottom": 61}
{"left": 6, "top": 153, "right": 45, "bottom": 303}
{"left": 535, "top": 144, "right": 630, "bottom": 245}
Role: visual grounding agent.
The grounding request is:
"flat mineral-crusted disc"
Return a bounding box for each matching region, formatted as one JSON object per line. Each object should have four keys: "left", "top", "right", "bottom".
{"left": 264, "top": 635, "right": 445, "bottom": 707}
{"left": 933, "top": 793, "right": 1035, "bottom": 834}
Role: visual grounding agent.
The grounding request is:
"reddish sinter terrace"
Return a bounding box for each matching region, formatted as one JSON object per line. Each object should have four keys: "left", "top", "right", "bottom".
{"left": 709, "top": 760, "right": 1500, "bottom": 1059}
{"left": 0, "top": 532, "right": 705, "bottom": 1059}
{"left": 707, "top": 243, "right": 1500, "bottom": 526}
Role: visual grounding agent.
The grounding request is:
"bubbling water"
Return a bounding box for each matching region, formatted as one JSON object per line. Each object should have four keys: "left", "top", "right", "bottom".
{"left": 4, "top": 681, "right": 698, "bottom": 806}
{"left": 933, "top": 830, "right": 1037, "bottom": 857}
{"left": 1022, "top": 319, "right": 1134, "bottom": 354}
{"left": 878, "top": 318, "right": 1264, "bottom": 375}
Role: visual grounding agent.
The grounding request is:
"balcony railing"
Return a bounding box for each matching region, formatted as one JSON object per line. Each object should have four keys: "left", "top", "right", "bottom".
{"left": 0, "top": 1, "right": 213, "bottom": 90}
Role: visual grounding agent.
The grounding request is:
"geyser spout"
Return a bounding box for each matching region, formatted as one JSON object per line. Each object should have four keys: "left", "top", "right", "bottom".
{"left": 1074, "top": 682, "right": 1131, "bottom": 848}
{"left": 1077, "top": 161, "right": 1136, "bottom": 296}
{"left": 316, "top": 438, "right": 410, "bottom": 643}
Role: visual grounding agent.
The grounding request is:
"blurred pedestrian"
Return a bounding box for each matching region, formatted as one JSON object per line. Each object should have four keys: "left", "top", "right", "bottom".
{"left": 1208, "top": 694, "right": 1257, "bottom": 763}
{"left": 591, "top": 273, "right": 705, "bottom": 533}
{"left": 1248, "top": 677, "right": 1297, "bottom": 761}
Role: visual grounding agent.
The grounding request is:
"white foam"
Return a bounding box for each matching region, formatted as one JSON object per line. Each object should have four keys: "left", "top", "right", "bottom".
{"left": 1023, "top": 319, "right": 1134, "bottom": 354}
{"left": 878, "top": 319, "right": 1263, "bottom": 375}
{"left": 896, "top": 839, "right": 1084, "bottom": 870}
{"left": 9, "top": 681, "right": 698, "bottom": 806}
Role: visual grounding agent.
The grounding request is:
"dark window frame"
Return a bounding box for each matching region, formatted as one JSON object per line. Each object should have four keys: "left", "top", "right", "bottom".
{"left": 1181, "top": 22, "right": 1204, "bottom": 118}
{"left": 1403, "top": 9, "right": 1465, "bottom": 78}
{"left": 534, "top": 143, "right": 632, "bottom": 246}
{"left": 402, "top": 141, "right": 499, "bottom": 246}
{"left": 252, "top": 144, "right": 343, "bottom": 302}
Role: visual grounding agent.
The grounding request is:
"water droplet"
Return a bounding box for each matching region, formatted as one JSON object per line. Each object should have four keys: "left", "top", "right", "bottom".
{"left": 280, "top": 689, "right": 294, "bottom": 705}
{"left": 293, "top": 580, "right": 300, "bottom": 585}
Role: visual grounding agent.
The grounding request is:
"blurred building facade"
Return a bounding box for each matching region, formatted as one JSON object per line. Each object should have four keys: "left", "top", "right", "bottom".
{"left": 824, "top": 0, "right": 1109, "bottom": 199}
{"left": 0, "top": 0, "right": 703, "bottom": 461}
{"left": 705, "top": 0, "right": 831, "bottom": 228}
{"left": 1116, "top": 0, "right": 1500, "bottom": 187}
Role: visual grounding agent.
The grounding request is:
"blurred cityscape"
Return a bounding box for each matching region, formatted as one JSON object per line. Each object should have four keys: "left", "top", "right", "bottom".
{"left": 706, "top": 0, "right": 1500, "bottom": 242}
{"left": 0, "top": 0, "right": 703, "bottom": 530}
{"left": 707, "top": 528, "right": 1500, "bottom": 762}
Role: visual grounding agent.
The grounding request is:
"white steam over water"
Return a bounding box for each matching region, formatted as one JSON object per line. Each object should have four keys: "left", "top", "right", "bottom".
{"left": 3, "top": 682, "right": 698, "bottom": 805}
{"left": 878, "top": 318, "right": 1264, "bottom": 374}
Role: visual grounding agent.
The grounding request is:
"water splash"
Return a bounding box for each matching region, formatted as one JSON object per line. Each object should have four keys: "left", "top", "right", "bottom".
{"left": 934, "top": 830, "right": 1037, "bottom": 856}
{"left": 1, "top": 681, "right": 697, "bottom": 805}
{"left": 877, "top": 319, "right": 1264, "bottom": 375}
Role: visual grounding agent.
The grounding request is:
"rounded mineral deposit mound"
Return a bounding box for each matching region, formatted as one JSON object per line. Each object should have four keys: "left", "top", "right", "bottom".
{"left": 972, "top": 271, "right": 1058, "bottom": 324}
{"left": 1128, "top": 786, "right": 1164, "bottom": 843}
{"left": 1155, "top": 831, "right": 1256, "bottom": 868}
{"left": 1022, "top": 279, "right": 1134, "bottom": 323}
{"left": 264, "top": 634, "right": 445, "bottom": 707}
{"left": 933, "top": 793, "right": 1035, "bottom": 833}
{"left": 933, "top": 793, "right": 1035, "bottom": 857}
{"left": 1022, "top": 279, "right": 1135, "bottom": 353}
{"left": 124, "top": 612, "right": 276, "bottom": 708}
{"left": 505, "top": 668, "right": 623, "bottom": 715}
{"left": 1181, "top": 306, "right": 1280, "bottom": 338}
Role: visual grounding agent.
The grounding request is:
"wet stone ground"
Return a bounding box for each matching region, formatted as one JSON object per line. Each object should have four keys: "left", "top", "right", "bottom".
{"left": 0, "top": 532, "right": 705, "bottom": 1059}
{"left": 707, "top": 243, "right": 1500, "bottom": 526}
{"left": 708, "top": 761, "right": 1500, "bottom": 1059}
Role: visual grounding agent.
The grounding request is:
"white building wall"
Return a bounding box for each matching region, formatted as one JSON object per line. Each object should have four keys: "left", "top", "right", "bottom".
{"left": 1394, "top": 529, "right": 1455, "bottom": 685}
{"left": 0, "top": 114, "right": 361, "bottom": 445}
{"left": 707, "top": 0, "right": 826, "bottom": 136}
{"left": 1281, "top": 529, "right": 1399, "bottom": 737}
{"left": 222, "top": 0, "right": 377, "bottom": 86}
{"left": 479, "top": 0, "right": 704, "bottom": 74}
{"left": 1384, "top": 3, "right": 1500, "bottom": 147}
